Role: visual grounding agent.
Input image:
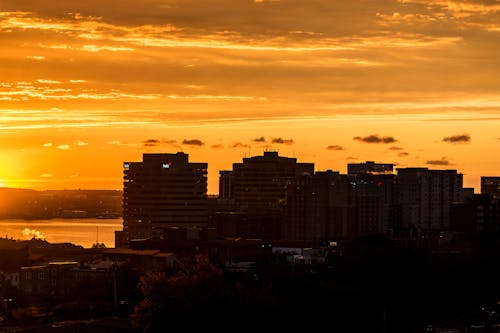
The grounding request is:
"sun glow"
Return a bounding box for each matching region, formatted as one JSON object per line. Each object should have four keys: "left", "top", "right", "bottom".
{"left": 0, "top": 1, "right": 498, "bottom": 193}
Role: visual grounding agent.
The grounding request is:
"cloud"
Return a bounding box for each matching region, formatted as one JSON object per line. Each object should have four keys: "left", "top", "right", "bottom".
{"left": 353, "top": 134, "right": 397, "bottom": 144}
{"left": 182, "top": 139, "right": 204, "bottom": 146}
{"left": 326, "top": 145, "right": 344, "bottom": 151}
{"left": 37, "top": 79, "right": 62, "bottom": 84}
{"left": 232, "top": 142, "right": 250, "bottom": 148}
{"left": 163, "top": 140, "right": 177, "bottom": 144}
{"left": 42, "top": 142, "right": 53, "bottom": 147}
{"left": 26, "top": 55, "right": 46, "bottom": 60}
{"left": 389, "top": 146, "right": 403, "bottom": 150}
{"left": 442, "top": 134, "right": 470, "bottom": 144}
{"left": 0, "top": 2, "right": 499, "bottom": 135}
{"left": 398, "top": 152, "right": 409, "bottom": 157}
{"left": 252, "top": 136, "right": 266, "bottom": 143}
{"left": 57, "top": 144, "right": 70, "bottom": 150}
{"left": 426, "top": 157, "right": 450, "bottom": 166}
{"left": 107, "top": 140, "right": 141, "bottom": 147}
{"left": 74, "top": 140, "right": 88, "bottom": 146}
{"left": 82, "top": 44, "right": 134, "bottom": 52}
{"left": 346, "top": 156, "right": 358, "bottom": 160}
{"left": 40, "top": 173, "right": 53, "bottom": 178}
{"left": 211, "top": 144, "right": 224, "bottom": 149}
{"left": 143, "top": 139, "right": 161, "bottom": 147}
{"left": 272, "top": 137, "right": 294, "bottom": 145}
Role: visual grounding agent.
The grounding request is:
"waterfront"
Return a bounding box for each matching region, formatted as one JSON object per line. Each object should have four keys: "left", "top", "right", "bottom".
{"left": 0, "top": 218, "right": 122, "bottom": 248}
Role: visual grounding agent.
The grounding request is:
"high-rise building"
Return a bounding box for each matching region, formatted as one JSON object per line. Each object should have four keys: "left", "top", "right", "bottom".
{"left": 220, "top": 150, "right": 314, "bottom": 239}
{"left": 119, "top": 153, "right": 208, "bottom": 244}
{"left": 481, "top": 177, "right": 500, "bottom": 198}
{"left": 349, "top": 173, "right": 397, "bottom": 236}
{"left": 231, "top": 150, "right": 314, "bottom": 210}
{"left": 285, "top": 170, "right": 354, "bottom": 241}
{"left": 397, "top": 168, "right": 463, "bottom": 232}
{"left": 451, "top": 194, "right": 500, "bottom": 234}
{"left": 219, "top": 170, "right": 234, "bottom": 201}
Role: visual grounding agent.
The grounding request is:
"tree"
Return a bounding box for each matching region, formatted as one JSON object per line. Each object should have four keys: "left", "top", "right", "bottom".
{"left": 91, "top": 242, "right": 107, "bottom": 249}
{"left": 132, "top": 255, "right": 224, "bottom": 332}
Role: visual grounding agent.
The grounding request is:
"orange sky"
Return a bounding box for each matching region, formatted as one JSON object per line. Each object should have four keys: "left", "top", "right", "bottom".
{"left": 0, "top": 0, "right": 499, "bottom": 194}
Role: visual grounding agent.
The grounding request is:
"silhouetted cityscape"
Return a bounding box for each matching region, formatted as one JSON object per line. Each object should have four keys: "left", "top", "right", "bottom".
{"left": 1, "top": 151, "right": 500, "bottom": 332}
{"left": 117, "top": 151, "right": 499, "bottom": 246}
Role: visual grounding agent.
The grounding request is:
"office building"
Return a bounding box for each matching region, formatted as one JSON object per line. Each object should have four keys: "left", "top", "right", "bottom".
{"left": 220, "top": 150, "right": 314, "bottom": 239}
{"left": 119, "top": 153, "right": 208, "bottom": 244}
{"left": 397, "top": 168, "right": 463, "bottom": 232}
{"left": 285, "top": 170, "right": 354, "bottom": 241}
{"left": 451, "top": 194, "right": 500, "bottom": 234}
{"left": 481, "top": 177, "right": 500, "bottom": 198}
{"left": 219, "top": 170, "right": 234, "bottom": 201}
{"left": 349, "top": 173, "right": 397, "bottom": 236}
{"left": 230, "top": 150, "right": 314, "bottom": 209}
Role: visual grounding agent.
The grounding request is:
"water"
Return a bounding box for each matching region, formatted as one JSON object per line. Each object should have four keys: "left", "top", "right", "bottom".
{"left": 0, "top": 218, "right": 123, "bottom": 248}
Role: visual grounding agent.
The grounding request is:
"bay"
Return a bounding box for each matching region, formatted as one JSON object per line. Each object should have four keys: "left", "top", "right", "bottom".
{"left": 0, "top": 218, "right": 123, "bottom": 248}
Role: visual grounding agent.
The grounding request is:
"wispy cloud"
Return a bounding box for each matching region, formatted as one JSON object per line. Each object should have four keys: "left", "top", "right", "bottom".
{"left": 231, "top": 142, "right": 250, "bottom": 148}
{"left": 442, "top": 133, "right": 470, "bottom": 144}
{"left": 26, "top": 55, "right": 46, "bottom": 60}
{"left": 353, "top": 134, "right": 397, "bottom": 144}
{"left": 0, "top": 11, "right": 463, "bottom": 55}
{"left": 252, "top": 136, "right": 266, "bottom": 143}
{"left": 272, "top": 137, "right": 294, "bottom": 145}
{"left": 82, "top": 44, "right": 134, "bottom": 52}
{"left": 182, "top": 139, "right": 204, "bottom": 146}
{"left": 37, "top": 79, "right": 62, "bottom": 84}
{"left": 143, "top": 139, "right": 160, "bottom": 147}
{"left": 75, "top": 140, "right": 88, "bottom": 146}
{"left": 426, "top": 157, "right": 451, "bottom": 166}
{"left": 0, "top": 81, "right": 162, "bottom": 101}
{"left": 107, "top": 140, "right": 141, "bottom": 147}
{"left": 326, "top": 145, "right": 344, "bottom": 150}
{"left": 167, "top": 95, "right": 267, "bottom": 102}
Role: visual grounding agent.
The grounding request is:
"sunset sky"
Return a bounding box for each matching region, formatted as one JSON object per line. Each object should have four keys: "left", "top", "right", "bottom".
{"left": 0, "top": 0, "right": 499, "bottom": 194}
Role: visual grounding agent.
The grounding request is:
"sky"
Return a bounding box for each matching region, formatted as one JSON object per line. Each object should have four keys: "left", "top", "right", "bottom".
{"left": 0, "top": 0, "right": 499, "bottom": 194}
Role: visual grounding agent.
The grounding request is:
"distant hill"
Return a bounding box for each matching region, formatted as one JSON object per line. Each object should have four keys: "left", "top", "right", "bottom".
{"left": 0, "top": 188, "right": 122, "bottom": 219}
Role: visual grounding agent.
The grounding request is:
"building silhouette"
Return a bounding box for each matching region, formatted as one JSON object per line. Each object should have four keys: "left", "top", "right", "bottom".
{"left": 451, "top": 193, "right": 500, "bottom": 234}
{"left": 481, "top": 177, "right": 500, "bottom": 198}
{"left": 115, "top": 151, "right": 473, "bottom": 246}
{"left": 218, "top": 170, "right": 234, "bottom": 201}
{"left": 397, "top": 168, "right": 463, "bottom": 233}
{"left": 349, "top": 173, "right": 398, "bottom": 236}
{"left": 285, "top": 170, "right": 354, "bottom": 241}
{"left": 219, "top": 150, "right": 314, "bottom": 240}
{"left": 116, "top": 153, "right": 208, "bottom": 246}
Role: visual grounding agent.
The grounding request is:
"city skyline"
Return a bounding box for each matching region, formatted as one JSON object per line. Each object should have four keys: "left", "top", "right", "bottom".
{"left": 0, "top": 0, "right": 499, "bottom": 194}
